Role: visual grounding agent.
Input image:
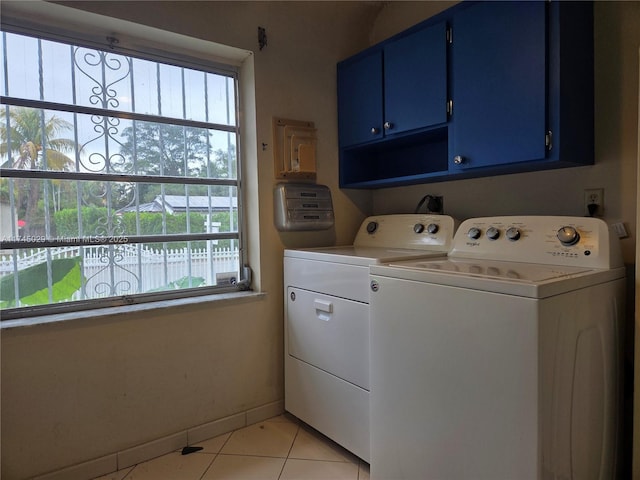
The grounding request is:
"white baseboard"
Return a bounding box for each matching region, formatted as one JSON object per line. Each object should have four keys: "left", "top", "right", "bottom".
{"left": 33, "top": 400, "right": 284, "bottom": 480}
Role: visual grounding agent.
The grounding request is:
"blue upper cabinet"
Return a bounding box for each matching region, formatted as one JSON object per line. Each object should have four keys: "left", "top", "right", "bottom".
{"left": 337, "top": 49, "right": 383, "bottom": 147}
{"left": 337, "top": 21, "right": 447, "bottom": 149}
{"left": 383, "top": 22, "right": 448, "bottom": 137}
{"left": 337, "top": 1, "right": 594, "bottom": 188}
{"left": 450, "top": 1, "right": 547, "bottom": 171}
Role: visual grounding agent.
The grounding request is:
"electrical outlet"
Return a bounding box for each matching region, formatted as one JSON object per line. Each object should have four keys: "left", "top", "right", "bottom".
{"left": 584, "top": 188, "right": 604, "bottom": 216}
{"left": 611, "top": 222, "right": 629, "bottom": 239}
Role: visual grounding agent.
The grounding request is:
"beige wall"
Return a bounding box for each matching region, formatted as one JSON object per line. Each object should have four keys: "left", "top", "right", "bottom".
{"left": 0, "top": 2, "right": 377, "bottom": 478}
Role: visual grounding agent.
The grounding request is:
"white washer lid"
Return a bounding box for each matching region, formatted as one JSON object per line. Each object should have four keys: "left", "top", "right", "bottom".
{"left": 285, "top": 246, "right": 447, "bottom": 266}
{"left": 371, "top": 259, "right": 625, "bottom": 298}
{"left": 392, "top": 258, "right": 592, "bottom": 283}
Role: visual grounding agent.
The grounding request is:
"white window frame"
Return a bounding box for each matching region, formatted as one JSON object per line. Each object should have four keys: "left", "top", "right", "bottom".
{"left": 0, "top": 11, "right": 252, "bottom": 320}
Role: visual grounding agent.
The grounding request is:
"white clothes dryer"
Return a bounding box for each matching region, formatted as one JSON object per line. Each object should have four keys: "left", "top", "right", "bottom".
{"left": 284, "top": 214, "right": 458, "bottom": 462}
{"left": 369, "top": 216, "right": 625, "bottom": 479}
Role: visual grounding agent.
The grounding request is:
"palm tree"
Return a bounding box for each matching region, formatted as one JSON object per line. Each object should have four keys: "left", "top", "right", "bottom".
{"left": 0, "top": 107, "right": 75, "bottom": 235}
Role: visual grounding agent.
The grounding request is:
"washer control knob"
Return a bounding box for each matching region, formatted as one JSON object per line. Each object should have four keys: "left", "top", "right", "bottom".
{"left": 366, "top": 221, "right": 378, "bottom": 234}
{"left": 427, "top": 223, "right": 439, "bottom": 234}
{"left": 413, "top": 223, "right": 425, "bottom": 234}
{"left": 486, "top": 226, "right": 500, "bottom": 240}
{"left": 557, "top": 226, "right": 580, "bottom": 246}
{"left": 467, "top": 227, "right": 482, "bottom": 240}
{"left": 506, "top": 227, "right": 521, "bottom": 241}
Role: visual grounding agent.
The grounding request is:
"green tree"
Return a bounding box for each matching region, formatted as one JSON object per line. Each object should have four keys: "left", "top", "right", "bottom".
{"left": 119, "top": 122, "right": 236, "bottom": 200}
{"left": 0, "top": 107, "right": 75, "bottom": 235}
{"left": 203, "top": 144, "right": 237, "bottom": 196}
{"left": 119, "top": 122, "right": 205, "bottom": 202}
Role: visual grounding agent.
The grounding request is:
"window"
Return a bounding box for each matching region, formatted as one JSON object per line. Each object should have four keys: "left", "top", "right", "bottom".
{"left": 0, "top": 29, "right": 246, "bottom": 319}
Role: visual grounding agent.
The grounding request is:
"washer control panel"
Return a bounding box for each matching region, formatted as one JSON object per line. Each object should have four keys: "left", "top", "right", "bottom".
{"left": 450, "top": 216, "right": 622, "bottom": 269}
{"left": 354, "top": 214, "right": 458, "bottom": 251}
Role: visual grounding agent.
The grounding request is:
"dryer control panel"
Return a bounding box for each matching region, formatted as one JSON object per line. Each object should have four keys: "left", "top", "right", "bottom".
{"left": 354, "top": 214, "right": 458, "bottom": 251}
{"left": 448, "top": 216, "right": 623, "bottom": 269}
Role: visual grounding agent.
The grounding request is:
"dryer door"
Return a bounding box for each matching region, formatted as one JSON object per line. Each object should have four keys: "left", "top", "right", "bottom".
{"left": 287, "top": 287, "right": 369, "bottom": 390}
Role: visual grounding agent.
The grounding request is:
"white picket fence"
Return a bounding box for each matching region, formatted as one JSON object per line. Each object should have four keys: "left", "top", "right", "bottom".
{"left": 0, "top": 244, "right": 240, "bottom": 300}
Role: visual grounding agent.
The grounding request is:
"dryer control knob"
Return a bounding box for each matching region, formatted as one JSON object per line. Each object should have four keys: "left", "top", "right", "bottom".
{"left": 366, "top": 221, "right": 378, "bottom": 234}
{"left": 467, "top": 227, "right": 482, "bottom": 240}
{"left": 427, "top": 223, "right": 439, "bottom": 234}
{"left": 486, "top": 226, "right": 500, "bottom": 240}
{"left": 506, "top": 227, "right": 521, "bottom": 241}
{"left": 413, "top": 223, "right": 425, "bottom": 234}
{"left": 557, "top": 226, "right": 580, "bottom": 246}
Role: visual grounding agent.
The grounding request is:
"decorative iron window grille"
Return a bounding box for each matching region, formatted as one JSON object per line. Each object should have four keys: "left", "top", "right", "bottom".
{"left": 0, "top": 30, "right": 247, "bottom": 319}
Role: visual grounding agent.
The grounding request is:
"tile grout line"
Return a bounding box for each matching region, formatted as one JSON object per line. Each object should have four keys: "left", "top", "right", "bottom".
{"left": 113, "top": 415, "right": 365, "bottom": 480}
{"left": 194, "top": 426, "right": 236, "bottom": 480}
{"left": 277, "top": 422, "right": 301, "bottom": 480}
{"left": 195, "top": 453, "right": 218, "bottom": 480}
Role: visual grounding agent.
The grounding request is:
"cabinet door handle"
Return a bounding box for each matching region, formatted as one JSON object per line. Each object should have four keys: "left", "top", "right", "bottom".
{"left": 453, "top": 155, "right": 465, "bottom": 165}
{"left": 383, "top": 121, "right": 394, "bottom": 130}
{"left": 371, "top": 127, "right": 380, "bottom": 135}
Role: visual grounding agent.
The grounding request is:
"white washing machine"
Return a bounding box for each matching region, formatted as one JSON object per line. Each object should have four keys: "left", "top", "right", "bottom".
{"left": 369, "top": 216, "right": 625, "bottom": 480}
{"left": 284, "top": 214, "right": 458, "bottom": 462}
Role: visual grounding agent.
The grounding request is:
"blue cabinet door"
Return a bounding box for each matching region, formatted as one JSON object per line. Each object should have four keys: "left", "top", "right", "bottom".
{"left": 451, "top": 1, "right": 546, "bottom": 170}
{"left": 337, "top": 49, "right": 383, "bottom": 148}
{"left": 384, "top": 21, "right": 448, "bottom": 136}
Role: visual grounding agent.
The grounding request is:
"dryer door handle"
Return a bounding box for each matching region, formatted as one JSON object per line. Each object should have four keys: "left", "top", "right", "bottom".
{"left": 314, "top": 299, "right": 333, "bottom": 320}
{"left": 314, "top": 299, "right": 333, "bottom": 313}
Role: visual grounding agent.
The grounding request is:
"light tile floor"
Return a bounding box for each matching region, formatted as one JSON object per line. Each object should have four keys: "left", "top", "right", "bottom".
{"left": 93, "top": 414, "right": 369, "bottom": 480}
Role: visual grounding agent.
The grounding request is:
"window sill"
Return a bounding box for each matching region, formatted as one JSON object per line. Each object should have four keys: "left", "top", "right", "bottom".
{"left": 0, "top": 291, "right": 266, "bottom": 330}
